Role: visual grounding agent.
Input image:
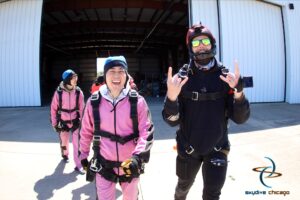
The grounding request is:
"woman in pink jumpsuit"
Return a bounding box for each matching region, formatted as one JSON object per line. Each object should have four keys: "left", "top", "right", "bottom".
{"left": 50, "top": 69, "right": 85, "bottom": 173}
{"left": 80, "top": 56, "right": 154, "bottom": 200}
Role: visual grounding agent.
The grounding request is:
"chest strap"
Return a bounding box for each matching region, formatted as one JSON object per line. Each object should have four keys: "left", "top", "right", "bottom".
{"left": 182, "top": 91, "right": 225, "bottom": 101}
{"left": 56, "top": 86, "right": 80, "bottom": 120}
{"left": 96, "top": 130, "right": 138, "bottom": 145}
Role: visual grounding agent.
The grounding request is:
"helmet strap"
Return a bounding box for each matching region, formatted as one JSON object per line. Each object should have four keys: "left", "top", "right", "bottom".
{"left": 194, "top": 58, "right": 215, "bottom": 71}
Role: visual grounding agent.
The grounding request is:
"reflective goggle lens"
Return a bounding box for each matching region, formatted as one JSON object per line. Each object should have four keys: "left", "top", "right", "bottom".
{"left": 192, "top": 38, "right": 211, "bottom": 47}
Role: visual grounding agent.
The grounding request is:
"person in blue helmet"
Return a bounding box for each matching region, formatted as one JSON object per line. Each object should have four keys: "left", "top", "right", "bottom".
{"left": 162, "top": 23, "right": 250, "bottom": 200}
{"left": 50, "top": 69, "right": 85, "bottom": 174}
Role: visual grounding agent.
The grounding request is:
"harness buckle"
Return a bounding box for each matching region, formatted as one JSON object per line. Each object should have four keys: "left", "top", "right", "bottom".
{"left": 93, "top": 135, "right": 101, "bottom": 142}
{"left": 214, "top": 146, "right": 222, "bottom": 151}
{"left": 90, "top": 159, "right": 102, "bottom": 172}
{"left": 129, "top": 90, "right": 138, "bottom": 98}
{"left": 185, "top": 145, "right": 195, "bottom": 154}
{"left": 91, "top": 92, "right": 99, "bottom": 101}
{"left": 57, "top": 121, "right": 63, "bottom": 128}
{"left": 191, "top": 92, "right": 198, "bottom": 101}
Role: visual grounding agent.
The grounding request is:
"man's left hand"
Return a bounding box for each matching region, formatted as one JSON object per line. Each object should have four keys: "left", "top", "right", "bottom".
{"left": 220, "top": 60, "right": 241, "bottom": 89}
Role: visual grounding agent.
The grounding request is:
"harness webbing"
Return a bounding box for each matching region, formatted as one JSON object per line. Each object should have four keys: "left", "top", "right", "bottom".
{"left": 129, "top": 90, "right": 139, "bottom": 135}
{"left": 95, "top": 130, "right": 138, "bottom": 145}
{"left": 56, "top": 86, "right": 81, "bottom": 132}
{"left": 182, "top": 91, "right": 225, "bottom": 101}
{"left": 90, "top": 90, "right": 139, "bottom": 183}
{"left": 177, "top": 64, "right": 230, "bottom": 155}
{"left": 91, "top": 91, "right": 102, "bottom": 160}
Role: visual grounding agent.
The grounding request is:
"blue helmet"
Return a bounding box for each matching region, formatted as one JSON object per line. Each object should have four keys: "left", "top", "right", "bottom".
{"left": 62, "top": 69, "right": 76, "bottom": 80}
{"left": 62, "top": 69, "right": 77, "bottom": 85}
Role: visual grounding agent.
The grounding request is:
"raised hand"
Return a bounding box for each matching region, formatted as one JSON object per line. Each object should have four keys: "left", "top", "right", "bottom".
{"left": 220, "top": 60, "right": 241, "bottom": 89}
{"left": 166, "top": 66, "right": 188, "bottom": 101}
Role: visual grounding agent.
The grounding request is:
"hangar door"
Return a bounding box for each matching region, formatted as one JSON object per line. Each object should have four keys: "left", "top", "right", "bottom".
{"left": 0, "top": 0, "right": 42, "bottom": 107}
{"left": 220, "top": 0, "right": 285, "bottom": 102}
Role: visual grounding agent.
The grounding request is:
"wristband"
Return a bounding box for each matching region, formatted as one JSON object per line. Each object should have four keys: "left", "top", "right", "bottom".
{"left": 234, "top": 77, "right": 243, "bottom": 93}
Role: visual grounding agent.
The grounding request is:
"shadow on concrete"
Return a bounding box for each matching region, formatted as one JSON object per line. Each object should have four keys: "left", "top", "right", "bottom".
{"left": 34, "top": 160, "right": 79, "bottom": 200}
{"left": 33, "top": 158, "right": 124, "bottom": 200}
{"left": 71, "top": 181, "right": 97, "bottom": 200}
{"left": 1, "top": 99, "right": 300, "bottom": 142}
{"left": 71, "top": 179, "right": 122, "bottom": 200}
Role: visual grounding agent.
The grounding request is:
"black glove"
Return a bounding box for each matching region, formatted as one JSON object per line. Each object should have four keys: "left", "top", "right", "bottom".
{"left": 53, "top": 125, "right": 60, "bottom": 133}
{"left": 81, "top": 158, "right": 89, "bottom": 171}
{"left": 121, "top": 155, "right": 141, "bottom": 177}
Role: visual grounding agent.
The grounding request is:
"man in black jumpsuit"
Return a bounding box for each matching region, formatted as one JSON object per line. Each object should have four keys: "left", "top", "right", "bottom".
{"left": 162, "top": 23, "right": 250, "bottom": 200}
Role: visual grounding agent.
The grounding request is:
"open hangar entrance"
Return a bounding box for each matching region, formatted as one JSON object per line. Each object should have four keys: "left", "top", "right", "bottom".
{"left": 40, "top": 0, "right": 189, "bottom": 104}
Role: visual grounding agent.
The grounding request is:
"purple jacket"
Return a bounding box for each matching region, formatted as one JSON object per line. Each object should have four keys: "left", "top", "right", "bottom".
{"left": 80, "top": 84, "right": 154, "bottom": 167}
{"left": 50, "top": 82, "right": 85, "bottom": 127}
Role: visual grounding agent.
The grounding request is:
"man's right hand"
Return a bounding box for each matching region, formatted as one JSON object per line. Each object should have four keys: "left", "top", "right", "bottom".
{"left": 166, "top": 67, "right": 188, "bottom": 101}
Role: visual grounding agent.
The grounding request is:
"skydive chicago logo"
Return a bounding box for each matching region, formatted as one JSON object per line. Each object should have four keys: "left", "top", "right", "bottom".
{"left": 252, "top": 157, "right": 282, "bottom": 188}
{"left": 244, "top": 157, "right": 290, "bottom": 196}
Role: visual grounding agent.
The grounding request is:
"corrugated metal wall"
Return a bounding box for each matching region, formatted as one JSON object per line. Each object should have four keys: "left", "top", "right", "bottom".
{"left": 220, "top": 0, "right": 285, "bottom": 102}
{"left": 191, "top": 0, "right": 286, "bottom": 103}
{"left": 1, "top": 0, "right": 299, "bottom": 106}
{"left": 0, "top": 0, "right": 43, "bottom": 107}
{"left": 279, "top": 1, "right": 300, "bottom": 103}
{"left": 190, "top": 0, "right": 220, "bottom": 59}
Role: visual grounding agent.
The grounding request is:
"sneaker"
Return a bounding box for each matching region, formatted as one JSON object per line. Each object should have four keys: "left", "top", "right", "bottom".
{"left": 74, "top": 167, "right": 85, "bottom": 175}
{"left": 62, "top": 155, "right": 69, "bottom": 162}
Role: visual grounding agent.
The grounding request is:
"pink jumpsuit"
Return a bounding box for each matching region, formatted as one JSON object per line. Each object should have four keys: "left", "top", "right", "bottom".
{"left": 51, "top": 82, "right": 85, "bottom": 169}
{"left": 80, "top": 85, "right": 154, "bottom": 200}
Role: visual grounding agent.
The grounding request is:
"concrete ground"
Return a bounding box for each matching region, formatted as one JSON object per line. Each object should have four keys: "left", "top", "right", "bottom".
{"left": 0, "top": 98, "right": 300, "bottom": 200}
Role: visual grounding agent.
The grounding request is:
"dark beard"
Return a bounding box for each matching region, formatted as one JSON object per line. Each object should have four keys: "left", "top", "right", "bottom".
{"left": 194, "top": 57, "right": 213, "bottom": 65}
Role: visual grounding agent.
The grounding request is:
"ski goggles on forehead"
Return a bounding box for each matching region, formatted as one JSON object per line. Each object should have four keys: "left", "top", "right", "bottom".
{"left": 191, "top": 38, "right": 211, "bottom": 47}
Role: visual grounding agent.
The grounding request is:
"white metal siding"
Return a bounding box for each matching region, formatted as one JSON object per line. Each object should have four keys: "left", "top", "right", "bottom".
{"left": 190, "top": 0, "right": 220, "bottom": 59}
{"left": 278, "top": 1, "right": 300, "bottom": 103}
{"left": 191, "top": 0, "right": 286, "bottom": 103}
{"left": 0, "top": 0, "right": 42, "bottom": 106}
{"left": 220, "top": 0, "right": 284, "bottom": 102}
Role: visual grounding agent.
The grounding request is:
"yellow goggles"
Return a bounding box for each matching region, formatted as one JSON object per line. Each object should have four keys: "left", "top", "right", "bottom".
{"left": 191, "top": 38, "right": 211, "bottom": 47}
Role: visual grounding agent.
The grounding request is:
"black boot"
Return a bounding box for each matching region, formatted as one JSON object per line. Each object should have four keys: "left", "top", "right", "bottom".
{"left": 74, "top": 167, "right": 85, "bottom": 175}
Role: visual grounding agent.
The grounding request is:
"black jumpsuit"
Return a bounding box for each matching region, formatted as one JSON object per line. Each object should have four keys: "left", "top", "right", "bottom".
{"left": 162, "top": 60, "right": 250, "bottom": 200}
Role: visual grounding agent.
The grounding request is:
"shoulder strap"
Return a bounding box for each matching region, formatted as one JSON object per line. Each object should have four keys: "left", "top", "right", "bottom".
{"left": 91, "top": 91, "right": 102, "bottom": 159}
{"left": 75, "top": 87, "right": 80, "bottom": 118}
{"left": 56, "top": 86, "right": 63, "bottom": 121}
{"left": 128, "top": 90, "right": 139, "bottom": 135}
